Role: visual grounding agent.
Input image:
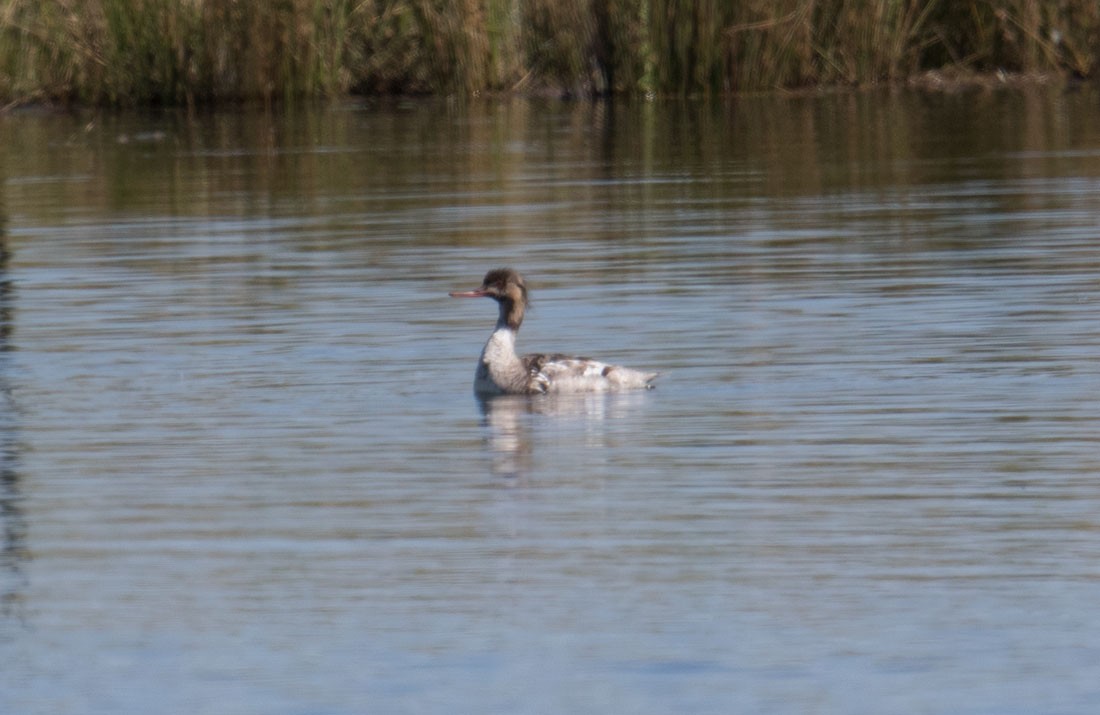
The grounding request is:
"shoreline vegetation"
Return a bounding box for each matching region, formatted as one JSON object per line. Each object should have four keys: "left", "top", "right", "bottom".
{"left": 1, "top": 1, "right": 1097, "bottom": 108}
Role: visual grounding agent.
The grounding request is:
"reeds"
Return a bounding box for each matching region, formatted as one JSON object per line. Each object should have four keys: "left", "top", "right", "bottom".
{"left": 2, "top": 0, "right": 1098, "bottom": 105}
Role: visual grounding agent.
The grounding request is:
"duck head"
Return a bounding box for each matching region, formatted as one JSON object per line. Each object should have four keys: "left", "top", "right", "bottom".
{"left": 449, "top": 268, "right": 529, "bottom": 331}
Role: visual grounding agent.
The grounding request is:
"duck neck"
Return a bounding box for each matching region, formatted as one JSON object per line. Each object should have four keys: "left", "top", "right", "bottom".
{"left": 486, "top": 300, "right": 521, "bottom": 364}
{"left": 477, "top": 301, "right": 528, "bottom": 392}
{"left": 498, "top": 296, "right": 524, "bottom": 332}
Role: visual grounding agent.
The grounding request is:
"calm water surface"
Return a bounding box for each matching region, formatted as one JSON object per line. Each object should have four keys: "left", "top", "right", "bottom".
{"left": 2, "top": 90, "right": 1100, "bottom": 713}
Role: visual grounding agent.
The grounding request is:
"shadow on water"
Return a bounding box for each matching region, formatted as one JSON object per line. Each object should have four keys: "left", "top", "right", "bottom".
{"left": 0, "top": 203, "right": 27, "bottom": 631}
{"left": 477, "top": 391, "right": 652, "bottom": 479}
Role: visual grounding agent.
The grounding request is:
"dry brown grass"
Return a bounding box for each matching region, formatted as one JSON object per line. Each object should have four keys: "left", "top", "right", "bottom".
{"left": 1, "top": 0, "right": 1097, "bottom": 106}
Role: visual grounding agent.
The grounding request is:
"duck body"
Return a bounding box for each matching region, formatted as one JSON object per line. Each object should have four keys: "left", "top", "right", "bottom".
{"left": 451, "top": 268, "right": 658, "bottom": 396}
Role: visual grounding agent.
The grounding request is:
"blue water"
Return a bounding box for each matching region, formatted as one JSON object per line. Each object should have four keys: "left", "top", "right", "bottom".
{"left": 2, "top": 92, "right": 1100, "bottom": 713}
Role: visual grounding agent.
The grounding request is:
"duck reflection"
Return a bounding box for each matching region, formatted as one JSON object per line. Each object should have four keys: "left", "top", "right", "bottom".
{"left": 477, "top": 391, "right": 651, "bottom": 479}
{"left": 478, "top": 396, "right": 533, "bottom": 478}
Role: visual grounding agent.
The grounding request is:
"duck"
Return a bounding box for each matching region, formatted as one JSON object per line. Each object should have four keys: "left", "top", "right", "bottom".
{"left": 449, "top": 268, "right": 659, "bottom": 396}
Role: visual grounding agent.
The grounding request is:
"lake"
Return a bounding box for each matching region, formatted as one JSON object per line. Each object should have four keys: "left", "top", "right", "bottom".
{"left": 2, "top": 88, "right": 1100, "bottom": 713}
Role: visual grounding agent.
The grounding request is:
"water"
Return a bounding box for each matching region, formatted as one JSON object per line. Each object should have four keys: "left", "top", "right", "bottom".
{"left": 2, "top": 90, "right": 1100, "bottom": 713}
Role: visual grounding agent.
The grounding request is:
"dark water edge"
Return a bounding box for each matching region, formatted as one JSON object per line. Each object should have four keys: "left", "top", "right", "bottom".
{"left": 0, "top": 69, "right": 1086, "bottom": 113}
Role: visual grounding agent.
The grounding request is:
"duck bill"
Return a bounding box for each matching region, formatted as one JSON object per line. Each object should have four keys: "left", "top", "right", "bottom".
{"left": 449, "top": 288, "right": 490, "bottom": 298}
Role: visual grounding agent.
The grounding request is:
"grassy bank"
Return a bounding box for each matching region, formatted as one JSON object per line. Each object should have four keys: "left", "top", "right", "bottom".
{"left": 2, "top": 0, "right": 1097, "bottom": 105}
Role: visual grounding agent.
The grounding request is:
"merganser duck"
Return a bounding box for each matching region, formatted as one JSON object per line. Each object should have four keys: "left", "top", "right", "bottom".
{"left": 449, "top": 268, "right": 659, "bottom": 395}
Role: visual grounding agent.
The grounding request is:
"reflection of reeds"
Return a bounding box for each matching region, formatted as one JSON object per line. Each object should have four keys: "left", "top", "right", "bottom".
{"left": 1, "top": 0, "right": 1097, "bottom": 105}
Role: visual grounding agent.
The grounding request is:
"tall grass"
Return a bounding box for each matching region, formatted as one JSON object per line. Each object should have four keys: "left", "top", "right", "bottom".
{"left": 2, "top": 0, "right": 1098, "bottom": 105}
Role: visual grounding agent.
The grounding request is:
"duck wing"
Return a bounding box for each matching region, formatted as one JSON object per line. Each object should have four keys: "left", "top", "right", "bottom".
{"left": 521, "top": 352, "right": 656, "bottom": 394}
